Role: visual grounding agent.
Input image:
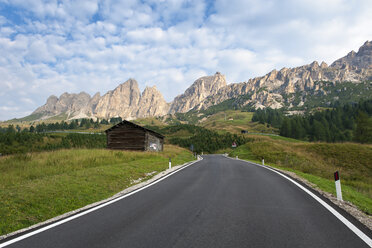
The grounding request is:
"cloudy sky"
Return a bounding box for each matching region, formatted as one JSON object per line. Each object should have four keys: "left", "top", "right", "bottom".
{"left": 0, "top": 0, "right": 371, "bottom": 120}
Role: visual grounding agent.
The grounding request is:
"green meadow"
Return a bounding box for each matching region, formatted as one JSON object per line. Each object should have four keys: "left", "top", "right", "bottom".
{"left": 227, "top": 135, "right": 372, "bottom": 214}
{"left": 0, "top": 145, "right": 194, "bottom": 236}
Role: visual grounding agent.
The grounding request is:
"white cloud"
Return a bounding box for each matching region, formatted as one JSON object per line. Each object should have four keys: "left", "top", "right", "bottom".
{"left": 0, "top": 15, "right": 6, "bottom": 25}
{"left": 0, "top": 0, "right": 371, "bottom": 120}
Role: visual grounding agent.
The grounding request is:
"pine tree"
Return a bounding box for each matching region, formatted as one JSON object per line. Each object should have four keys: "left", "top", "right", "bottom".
{"left": 312, "top": 120, "right": 327, "bottom": 141}
{"left": 354, "top": 112, "right": 372, "bottom": 143}
{"left": 280, "top": 118, "right": 292, "bottom": 137}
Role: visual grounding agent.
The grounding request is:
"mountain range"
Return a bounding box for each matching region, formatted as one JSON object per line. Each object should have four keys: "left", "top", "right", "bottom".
{"left": 26, "top": 41, "right": 372, "bottom": 121}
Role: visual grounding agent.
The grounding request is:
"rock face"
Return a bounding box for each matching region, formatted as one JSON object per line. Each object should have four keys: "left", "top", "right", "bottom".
{"left": 135, "top": 86, "right": 170, "bottom": 118}
{"left": 331, "top": 41, "right": 372, "bottom": 69}
{"left": 33, "top": 79, "right": 170, "bottom": 120}
{"left": 29, "top": 41, "right": 371, "bottom": 121}
{"left": 94, "top": 79, "right": 141, "bottom": 119}
{"left": 169, "top": 72, "right": 227, "bottom": 113}
{"left": 196, "top": 41, "right": 372, "bottom": 110}
{"left": 33, "top": 91, "right": 96, "bottom": 119}
{"left": 94, "top": 79, "right": 169, "bottom": 119}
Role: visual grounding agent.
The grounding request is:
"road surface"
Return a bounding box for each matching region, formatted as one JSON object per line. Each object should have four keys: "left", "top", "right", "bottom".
{"left": 1, "top": 155, "right": 371, "bottom": 247}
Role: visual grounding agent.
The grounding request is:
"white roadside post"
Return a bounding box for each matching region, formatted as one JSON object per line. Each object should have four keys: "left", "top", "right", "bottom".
{"left": 169, "top": 158, "right": 171, "bottom": 170}
{"left": 262, "top": 158, "right": 265, "bottom": 165}
{"left": 334, "top": 171, "right": 343, "bottom": 201}
{"left": 236, "top": 156, "right": 238, "bottom": 159}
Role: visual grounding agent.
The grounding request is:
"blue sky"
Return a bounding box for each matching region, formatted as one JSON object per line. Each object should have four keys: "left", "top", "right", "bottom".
{"left": 0, "top": 0, "right": 371, "bottom": 120}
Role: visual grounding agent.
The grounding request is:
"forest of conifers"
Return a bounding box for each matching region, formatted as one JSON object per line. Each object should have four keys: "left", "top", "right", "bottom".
{"left": 252, "top": 99, "right": 372, "bottom": 143}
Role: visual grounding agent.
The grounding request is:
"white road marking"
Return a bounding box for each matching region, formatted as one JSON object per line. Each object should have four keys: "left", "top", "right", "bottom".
{"left": 229, "top": 156, "right": 372, "bottom": 247}
{"left": 0, "top": 158, "right": 202, "bottom": 248}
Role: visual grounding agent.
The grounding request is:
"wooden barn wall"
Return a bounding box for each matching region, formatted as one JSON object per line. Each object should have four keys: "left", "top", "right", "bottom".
{"left": 107, "top": 124, "right": 146, "bottom": 150}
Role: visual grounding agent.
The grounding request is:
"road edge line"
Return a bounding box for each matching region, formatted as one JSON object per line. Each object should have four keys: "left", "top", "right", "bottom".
{"left": 225, "top": 156, "right": 372, "bottom": 247}
{"left": 0, "top": 157, "right": 203, "bottom": 248}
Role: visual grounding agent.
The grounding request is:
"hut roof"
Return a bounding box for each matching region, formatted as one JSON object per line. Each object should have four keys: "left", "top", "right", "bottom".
{"left": 104, "top": 120, "right": 164, "bottom": 139}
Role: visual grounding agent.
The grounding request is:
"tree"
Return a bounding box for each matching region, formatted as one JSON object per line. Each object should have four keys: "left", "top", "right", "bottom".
{"left": 100, "top": 119, "right": 109, "bottom": 125}
{"left": 7, "top": 125, "right": 16, "bottom": 133}
{"left": 280, "top": 118, "right": 292, "bottom": 137}
{"left": 292, "top": 118, "right": 306, "bottom": 139}
{"left": 311, "top": 120, "right": 327, "bottom": 141}
{"left": 354, "top": 112, "right": 372, "bottom": 143}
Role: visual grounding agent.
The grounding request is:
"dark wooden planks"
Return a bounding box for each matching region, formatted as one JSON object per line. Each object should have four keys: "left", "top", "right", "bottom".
{"left": 106, "top": 122, "right": 163, "bottom": 151}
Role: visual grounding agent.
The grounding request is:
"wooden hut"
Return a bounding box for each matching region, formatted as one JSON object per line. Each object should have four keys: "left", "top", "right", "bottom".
{"left": 105, "top": 120, "right": 164, "bottom": 151}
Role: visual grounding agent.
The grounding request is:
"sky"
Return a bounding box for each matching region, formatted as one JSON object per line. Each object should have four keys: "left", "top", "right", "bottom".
{"left": 0, "top": 0, "right": 371, "bottom": 121}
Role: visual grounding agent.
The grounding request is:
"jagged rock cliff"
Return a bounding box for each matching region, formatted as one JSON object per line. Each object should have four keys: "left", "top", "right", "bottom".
{"left": 33, "top": 79, "right": 170, "bottom": 120}
{"left": 135, "top": 86, "right": 170, "bottom": 118}
{"left": 168, "top": 72, "right": 227, "bottom": 113}
{"left": 331, "top": 41, "right": 372, "bottom": 69}
{"left": 196, "top": 41, "right": 372, "bottom": 110}
{"left": 94, "top": 79, "right": 169, "bottom": 119}
{"left": 94, "top": 79, "right": 141, "bottom": 119}
{"left": 29, "top": 41, "right": 371, "bottom": 121}
{"left": 32, "top": 92, "right": 96, "bottom": 119}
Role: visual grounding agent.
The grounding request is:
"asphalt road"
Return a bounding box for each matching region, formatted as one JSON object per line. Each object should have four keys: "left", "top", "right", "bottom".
{"left": 2, "top": 155, "right": 371, "bottom": 248}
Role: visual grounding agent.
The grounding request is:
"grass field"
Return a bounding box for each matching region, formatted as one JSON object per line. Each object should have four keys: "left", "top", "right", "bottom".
{"left": 0, "top": 145, "right": 194, "bottom": 236}
{"left": 199, "top": 110, "right": 277, "bottom": 134}
{"left": 132, "top": 117, "right": 167, "bottom": 127}
{"left": 227, "top": 135, "right": 372, "bottom": 214}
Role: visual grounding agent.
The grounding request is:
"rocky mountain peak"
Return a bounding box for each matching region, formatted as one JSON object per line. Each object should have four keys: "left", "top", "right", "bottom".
{"left": 116, "top": 79, "right": 140, "bottom": 95}
{"left": 168, "top": 72, "right": 227, "bottom": 113}
{"left": 91, "top": 92, "right": 101, "bottom": 100}
{"left": 310, "top": 61, "right": 319, "bottom": 69}
{"left": 320, "top": 61, "right": 328, "bottom": 68}
{"left": 94, "top": 79, "right": 141, "bottom": 119}
{"left": 27, "top": 41, "right": 371, "bottom": 122}
{"left": 46, "top": 95, "right": 58, "bottom": 104}
{"left": 134, "top": 85, "right": 170, "bottom": 118}
{"left": 359, "top": 40, "right": 371, "bottom": 52}
{"left": 331, "top": 40, "right": 372, "bottom": 69}
{"left": 196, "top": 41, "right": 371, "bottom": 111}
{"left": 143, "top": 85, "right": 158, "bottom": 94}
{"left": 32, "top": 92, "right": 92, "bottom": 118}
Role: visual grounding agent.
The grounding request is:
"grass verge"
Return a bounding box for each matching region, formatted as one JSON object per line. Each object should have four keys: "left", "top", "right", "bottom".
{"left": 0, "top": 145, "right": 194, "bottom": 236}
{"left": 228, "top": 135, "right": 372, "bottom": 215}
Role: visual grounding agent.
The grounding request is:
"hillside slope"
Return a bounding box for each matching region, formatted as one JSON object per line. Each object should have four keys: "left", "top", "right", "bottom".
{"left": 228, "top": 135, "right": 372, "bottom": 214}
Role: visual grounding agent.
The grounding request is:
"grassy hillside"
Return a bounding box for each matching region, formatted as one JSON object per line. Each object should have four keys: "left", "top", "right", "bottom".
{"left": 199, "top": 110, "right": 276, "bottom": 134}
{"left": 131, "top": 110, "right": 277, "bottom": 135}
{"left": 132, "top": 117, "right": 168, "bottom": 127}
{"left": 0, "top": 145, "right": 194, "bottom": 236}
{"left": 0, "top": 132, "right": 107, "bottom": 155}
{"left": 227, "top": 135, "right": 372, "bottom": 214}
{"left": 3, "top": 113, "right": 69, "bottom": 124}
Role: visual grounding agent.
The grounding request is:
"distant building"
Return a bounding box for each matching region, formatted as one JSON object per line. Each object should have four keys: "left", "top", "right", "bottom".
{"left": 105, "top": 120, "right": 164, "bottom": 151}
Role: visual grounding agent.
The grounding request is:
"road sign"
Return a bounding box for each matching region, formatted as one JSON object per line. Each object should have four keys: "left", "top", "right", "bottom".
{"left": 232, "top": 142, "right": 237, "bottom": 148}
